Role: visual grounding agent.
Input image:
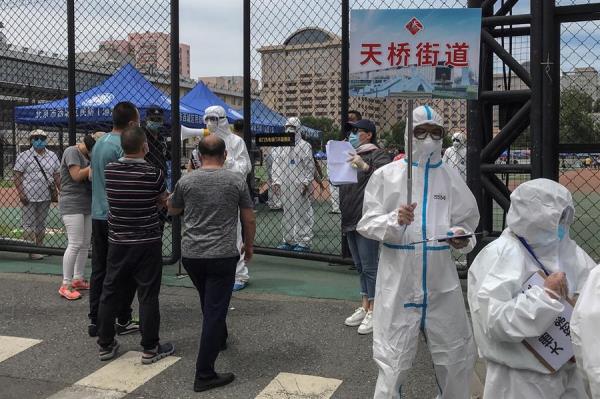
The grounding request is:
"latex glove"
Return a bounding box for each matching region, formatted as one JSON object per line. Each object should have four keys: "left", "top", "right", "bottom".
{"left": 347, "top": 153, "right": 369, "bottom": 171}
{"left": 301, "top": 183, "right": 309, "bottom": 197}
{"left": 272, "top": 184, "right": 281, "bottom": 196}
{"left": 397, "top": 203, "right": 417, "bottom": 225}
{"left": 544, "top": 272, "right": 569, "bottom": 300}
{"left": 448, "top": 228, "right": 469, "bottom": 249}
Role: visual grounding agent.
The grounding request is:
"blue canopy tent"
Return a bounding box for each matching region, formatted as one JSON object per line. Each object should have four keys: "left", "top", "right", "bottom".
{"left": 180, "top": 81, "right": 243, "bottom": 126}
{"left": 244, "top": 99, "right": 322, "bottom": 141}
{"left": 14, "top": 64, "right": 201, "bottom": 127}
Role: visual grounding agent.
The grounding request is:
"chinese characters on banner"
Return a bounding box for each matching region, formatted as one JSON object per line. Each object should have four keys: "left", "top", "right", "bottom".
{"left": 360, "top": 41, "right": 470, "bottom": 68}
{"left": 350, "top": 9, "right": 482, "bottom": 100}
{"left": 521, "top": 271, "right": 576, "bottom": 372}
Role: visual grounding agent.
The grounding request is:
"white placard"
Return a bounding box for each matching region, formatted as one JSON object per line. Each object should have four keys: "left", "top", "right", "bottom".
{"left": 326, "top": 140, "right": 358, "bottom": 185}
{"left": 521, "top": 271, "right": 575, "bottom": 373}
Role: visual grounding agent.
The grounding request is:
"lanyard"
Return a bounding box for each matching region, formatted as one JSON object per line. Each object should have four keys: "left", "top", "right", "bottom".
{"left": 516, "top": 235, "right": 550, "bottom": 276}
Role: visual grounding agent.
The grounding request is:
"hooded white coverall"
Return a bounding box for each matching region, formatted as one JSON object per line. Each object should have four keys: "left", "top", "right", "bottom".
{"left": 188, "top": 106, "right": 252, "bottom": 284}
{"left": 357, "top": 105, "right": 479, "bottom": 399}
{"left": 272, "top": 117, "right": 314, "bottom": 248}
{"left": 442, "top": 132, "right": 467, "bottom": 181}
{"left": 571, "top": 265, "right": 600, "bottom": 398}
{"left": 468, "top": 179, "right": 596, "bottom": 399}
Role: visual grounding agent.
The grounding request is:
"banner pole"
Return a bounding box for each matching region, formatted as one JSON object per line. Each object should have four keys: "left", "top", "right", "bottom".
{"left": 406, "top": 99, "right": 414, "bottom": 204}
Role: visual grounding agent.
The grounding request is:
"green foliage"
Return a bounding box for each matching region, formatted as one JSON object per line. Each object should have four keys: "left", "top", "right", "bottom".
{"left": 379, "top": 119, "right": 406, "bottom": 149}
{"left": 300, "top": 116, "right": 340, "bottom": 148}
{"left": 560, "top": 89, "right": 600, "bottom": 144}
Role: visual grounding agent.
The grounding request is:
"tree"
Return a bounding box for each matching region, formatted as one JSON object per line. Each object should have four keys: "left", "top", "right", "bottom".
{"left": 560, "top": 89, "right": 600, "bottom": 144}
{"left": 380, "top": 120, "right": 406, "bottom": 149}
{"left": 300, "top": 116, "right": 340, "bottom": 149}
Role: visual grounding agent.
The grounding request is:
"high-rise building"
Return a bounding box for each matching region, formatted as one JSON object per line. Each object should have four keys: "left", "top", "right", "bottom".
{"left": 76, "top": 32, "right": 190, "bottom": 78}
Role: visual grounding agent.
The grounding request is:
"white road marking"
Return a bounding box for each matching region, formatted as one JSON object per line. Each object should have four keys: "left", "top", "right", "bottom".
{"left": 0, "top": 336, "right": 42, "bottom": 363}
{"left": 47, "top": 351, "right": 179, "bottom": 399}
{"left": 255, "top": 372, "right": 343, "bottom": 399}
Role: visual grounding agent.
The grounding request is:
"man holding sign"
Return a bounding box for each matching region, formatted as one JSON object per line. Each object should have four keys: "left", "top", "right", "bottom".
{"left": 357, "top": 105, "right": 479, "bottom": 399}
{"left": 468, "top": 179, "right": 596, "bottom": 398}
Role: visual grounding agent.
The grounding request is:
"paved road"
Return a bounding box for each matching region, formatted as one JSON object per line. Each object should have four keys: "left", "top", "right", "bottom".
{"left": 0, "top": 272, "right": 439, "bottom": 399}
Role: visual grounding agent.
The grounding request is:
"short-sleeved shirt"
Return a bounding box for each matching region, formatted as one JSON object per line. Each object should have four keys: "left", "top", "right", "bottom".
{"left": 58, "top": 145, "right": 91, "bottom": 216}
{"left": 105, "top": 158, "right": 166, "bottom": 245}
{"left": 171, "top": 168, "right": 254, "bottom": 259}
{"left": 13, "top": 147, "right": 60, "bottom": 202}
{"left": 91, "top": 132, "right": 123, "bottom": 220}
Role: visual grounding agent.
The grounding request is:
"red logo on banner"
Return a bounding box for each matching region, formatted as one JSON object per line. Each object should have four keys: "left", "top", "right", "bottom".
{"left": 405, "top": 17, "right": 424, "bottom": 35}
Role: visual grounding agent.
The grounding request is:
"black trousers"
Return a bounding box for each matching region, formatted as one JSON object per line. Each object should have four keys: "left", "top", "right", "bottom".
{"left": 89, "top": 219, "right": 136, "bottom": 324}
{"left": 97, "top": 242, "right": 163, "bottom": 350}
{"left": 182, "top": 256, "right": 237, "bottom": 379}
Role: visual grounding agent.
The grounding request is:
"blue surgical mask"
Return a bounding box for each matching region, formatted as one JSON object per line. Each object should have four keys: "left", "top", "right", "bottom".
{"left": 558, "top": 224, "right": 568, "bottom": 241}
{"left": 146, "top": 120, "right": 162, "bottom": 133}
{"left": 348, "top": 133, "right": 360, "bottom": 149}
{"left": 32, "top": 139, "right": 47, "bottom": 150}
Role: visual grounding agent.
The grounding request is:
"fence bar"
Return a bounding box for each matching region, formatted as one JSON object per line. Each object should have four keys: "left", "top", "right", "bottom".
{"left": 467, "top": 0, "right": 487, "bottom": 265}
{"left": 482, "top": 14, "right": 531, "bottom": 27}
{"left": 479, "top": 89, "right": 531, "bottom": 103}
{"left": 481, "top": 30, "right": 532, "bottom": 87}
{"left": 530, "top": 0, "right": 543, "bottom": 179}
{"left": 243, "top": 0, "right": 252, "bottom": 151}
{"left": 491, "top": 26, "right": 531, "bottom": 38}
{"left": 168, "top": 0, "right": 181, "bottom": 265}
{"left": 67, "top": 0, "right": 76, "bottom": 146}
{"left": 341, "top": 0, "right": 350, "bottom": 140}
{"left": 495, "top": 0, "right": 518, "bottom": 16}
{"left": 255, "top": 247, "right": 352, "bottom": 265}
{"left": 542, "top": 0, "right": 559, "bottom": 181}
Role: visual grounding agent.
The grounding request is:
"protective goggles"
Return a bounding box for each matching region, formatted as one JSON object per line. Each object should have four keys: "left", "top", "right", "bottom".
{"left": 452, "top": 138, "right": 461, "bottom": 143}
{"left": 205, "top": 116, "right": 226, "bottom": 122}
{"left": 413, "top": 126, "right": 445, "bottom": 140}
{"left": 31, "top": 135, "right": 47, "bottom": 141}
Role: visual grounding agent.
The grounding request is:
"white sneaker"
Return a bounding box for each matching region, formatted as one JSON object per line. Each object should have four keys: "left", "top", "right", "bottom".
{"left": 357, "top": 311, "right": 373, "bottom": 334}
{"left": 344, "top": 307, "right": 367, "bottom": 327}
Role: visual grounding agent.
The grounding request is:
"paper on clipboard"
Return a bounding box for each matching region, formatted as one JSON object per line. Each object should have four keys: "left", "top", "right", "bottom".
{"left": 326, "top": 140, "right": 358, "bottom": 185}
{"left": 521, "top": 271, "right": 576, "bottom": 373}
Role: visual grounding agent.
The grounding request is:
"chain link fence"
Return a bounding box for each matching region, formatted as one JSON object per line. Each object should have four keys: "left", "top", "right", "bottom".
{"left": 0, "top": 0, "right": 177, "bottom": 260}
{"left": 249, "top": 0, "right": 473, "bottom": 268}
{"left": 558, "top": 17, "right": 600, "bottom": 261}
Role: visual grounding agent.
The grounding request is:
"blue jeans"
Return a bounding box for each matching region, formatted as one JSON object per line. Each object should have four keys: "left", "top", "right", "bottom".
{"left": 346, "top": 230, "right": 379, "bottom": 300}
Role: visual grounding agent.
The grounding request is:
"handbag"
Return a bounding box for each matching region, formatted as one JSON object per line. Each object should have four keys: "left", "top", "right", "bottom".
{"left": 33, "top": 155, "right": 58, "bottom": 202}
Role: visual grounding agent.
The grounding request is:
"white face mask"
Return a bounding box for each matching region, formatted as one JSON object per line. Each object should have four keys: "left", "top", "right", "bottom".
{"left": 415, "top": 137, "right": 440, "bottom": 158}
{"left": 453, "top": 141, "right": 461, "bottom": 149}
{"left": 206, "top": 120, "right": 218, "bottom": 133}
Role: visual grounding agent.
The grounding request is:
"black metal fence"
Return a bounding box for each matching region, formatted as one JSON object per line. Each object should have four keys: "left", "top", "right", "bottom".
{"left": 2, "top": 0, "right": 599, "bottom": 266}
{"left": 0, "top": 0, "right": 181, "bottom": 263}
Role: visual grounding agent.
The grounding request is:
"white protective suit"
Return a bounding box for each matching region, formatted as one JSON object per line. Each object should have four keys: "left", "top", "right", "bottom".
{"left": 468, "top": 179, "right": 596, "bottom": 399}
{"left": 203, "top": 106, "right": 252, "bottom": 283}
{"left": 442, "top": 131, "right": 467, "bottom": 181}
{"left": 272, "top": 117, "right": 314, "bottom": 248}
{"left": 571, "top": 265, "right": 600, "bottom": 398}
{"left": 357, "top": 105, "right": 480, "bottom": 399}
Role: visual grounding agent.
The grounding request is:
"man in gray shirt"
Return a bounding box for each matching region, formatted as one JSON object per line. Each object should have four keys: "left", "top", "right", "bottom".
{"left": 168, "top": 134, "right": 255, "bottom": 393}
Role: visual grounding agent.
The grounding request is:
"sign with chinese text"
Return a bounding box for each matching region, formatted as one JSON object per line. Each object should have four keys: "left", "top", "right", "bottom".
{"left": 255, "top": 133, "right": 295, "bottom": 147}
{"left": 521, "top": 271, "right": 576, "bottom": 373}
{"left": 350, "top": 9, "right": 482, "bottom": 100}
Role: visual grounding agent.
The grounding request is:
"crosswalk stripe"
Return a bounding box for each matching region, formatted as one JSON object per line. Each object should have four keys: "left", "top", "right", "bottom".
{"left": 0, "top": 336, "right": 42, "bottom": 363}
{"left": 47, "top": 351, "right": 180, "bottom": 399}
{"left": 255, "top": 372, "right": 342, "bottom": 399}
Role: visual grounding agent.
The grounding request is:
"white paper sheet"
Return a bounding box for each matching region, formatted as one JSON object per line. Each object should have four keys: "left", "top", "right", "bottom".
{"left": 326, "top": 140, "right": 358, "bottom": 185}
{"left": 521, "top": 271, "right": 575, "bottom": 372}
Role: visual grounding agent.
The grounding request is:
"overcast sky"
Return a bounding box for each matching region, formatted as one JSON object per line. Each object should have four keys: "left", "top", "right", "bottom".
{"left": 180, "top": 0, "right": 243, "bottom": 78}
